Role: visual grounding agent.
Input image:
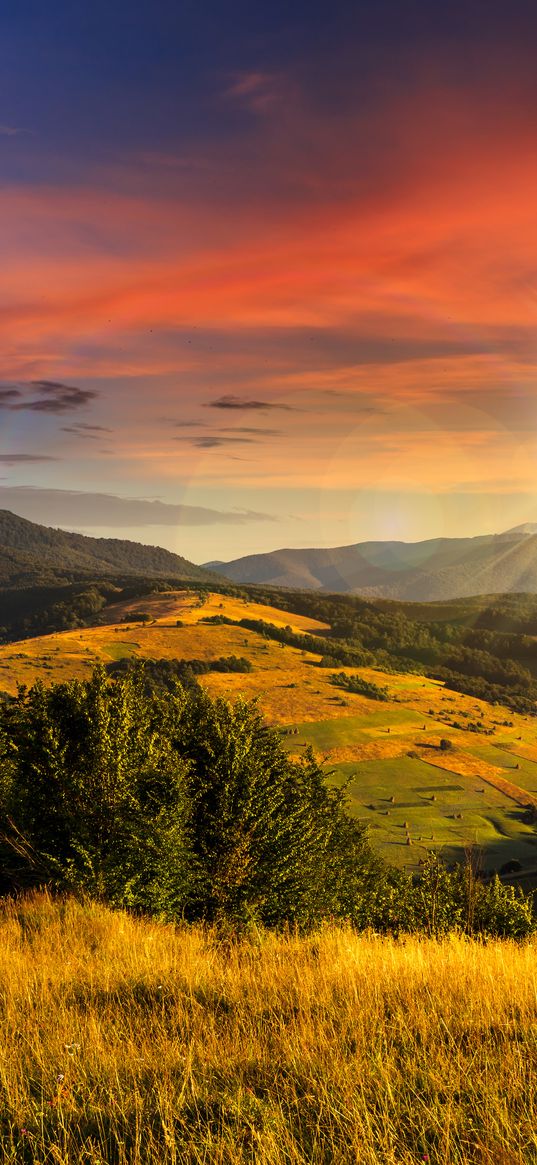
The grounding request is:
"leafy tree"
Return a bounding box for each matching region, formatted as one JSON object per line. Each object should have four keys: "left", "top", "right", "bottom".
{"left": 171, "top": 690, "right": 381, "bottom": 926}
{"left": 0, "top": 667, "right": 192, "bottom": 912}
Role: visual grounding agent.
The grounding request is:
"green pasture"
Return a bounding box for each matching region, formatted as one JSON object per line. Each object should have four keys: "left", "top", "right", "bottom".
{"left": 325, "top": 755, "right": 537, "bottom": 872}
{"left": 282, "top": 707, "right": 428, "bottom": 750}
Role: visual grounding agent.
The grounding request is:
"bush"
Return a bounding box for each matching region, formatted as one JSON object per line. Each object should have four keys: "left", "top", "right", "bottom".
{"left": 173, "top": 689, "right": 383, "bottom": 927}
{"left": 0, "top": 668, "right": 380, "bottom": 929}
{"left": 0, "top": 667, "right": 192, "bottom": 913}
{"left": 330, "top": 672, "right": 389, "bottom": 701}
{"left": 366, "top": 857, "right": 534, "bottom": 939}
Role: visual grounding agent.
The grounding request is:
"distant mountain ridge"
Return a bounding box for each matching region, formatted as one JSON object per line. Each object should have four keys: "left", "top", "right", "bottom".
{"left": 0, "top": 509, "right": 216, "bottom": 587}
{"left": 206, "top": 527, "right": 537, "bottom": 601}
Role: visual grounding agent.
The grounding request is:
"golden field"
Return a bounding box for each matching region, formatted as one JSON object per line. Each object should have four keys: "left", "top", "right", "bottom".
{"left": 0, "top": 588, "right": 525, "bottom": 734}
{"left": 2, "top": 588, "right": 537, "bottom": 872}
{"left": 0, "top": 894, "right": 535, "bottom": 1165}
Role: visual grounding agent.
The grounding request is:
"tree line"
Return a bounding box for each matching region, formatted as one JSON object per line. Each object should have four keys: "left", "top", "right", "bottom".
{"left": 202, "top": 603, "right": 537, "bottom": 714}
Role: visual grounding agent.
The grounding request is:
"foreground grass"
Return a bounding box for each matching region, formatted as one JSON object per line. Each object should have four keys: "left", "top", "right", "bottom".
{"left": 0, "top": 897, "right": 536, "bottom": 1164}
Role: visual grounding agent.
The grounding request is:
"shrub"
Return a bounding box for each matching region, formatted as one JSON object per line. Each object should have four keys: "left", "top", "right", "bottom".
{"left": 0, "top": 667, "right": 192, "bottom": 913}
{"left": 171, "top": 688, "right": 382, "bottom": 927}
{"left": 330, "top": 672, "right": 389, "bottom": 701}
{"left": 0, "top": 668, "right": 381, "bottom": 929}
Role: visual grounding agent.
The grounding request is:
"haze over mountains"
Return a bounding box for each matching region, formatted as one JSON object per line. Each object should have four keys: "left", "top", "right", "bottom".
{"left": 206, "top": 525, "right": 537, "bottom": 601}
{"left": 0, "top": 510, "right": 215, "bottom": 587}
{"left": 5, "top": 507, "right": 537, "bottom": 602}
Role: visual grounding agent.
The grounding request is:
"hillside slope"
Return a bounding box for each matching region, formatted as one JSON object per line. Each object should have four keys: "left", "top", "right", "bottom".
{"left": 209, "top": 526, "right": 537, "bottom": 600}
{"left": 0, "top": 509, "right": 216, "bottom": 586}
{"left": 2, "top": 587, "right": 537, "bottom": 874}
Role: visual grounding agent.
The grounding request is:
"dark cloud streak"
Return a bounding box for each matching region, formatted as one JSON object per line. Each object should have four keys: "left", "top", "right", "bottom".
{"left": 206, "top": 394, "right": 294, "bottom": 411}
{"left": 220, "top": 426, "right": 283, "bottom": 436}
{"left": 62, "top": 422, "right": 113, "bottom": 439}
{"left": 192, "top": 436, "right": 257, "bottom": 448}
{"left": 0, "top": 453, "right": 59, "bottom": 464}
{"left": 1, "top": 381, "right": 98, "bottom": 415}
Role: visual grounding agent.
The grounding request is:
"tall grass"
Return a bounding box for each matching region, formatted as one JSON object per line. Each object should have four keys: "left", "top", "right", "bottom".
{"left": 0, "top": 894, "right": 536, "bottom": 1164}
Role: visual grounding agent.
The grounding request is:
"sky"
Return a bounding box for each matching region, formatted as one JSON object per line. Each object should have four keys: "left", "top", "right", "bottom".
{"left": 2, "top": 0, "right": 537, "bottom": 563}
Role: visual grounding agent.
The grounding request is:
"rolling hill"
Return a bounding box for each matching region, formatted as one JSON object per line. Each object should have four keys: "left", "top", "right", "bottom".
{"left": 2, "top": 585, "right": 536, "bottom": 877}
{"left": 207, "top": 524, "right": 537, "bottom": 600}
{"left": 0, "top": 509, "right": 217, "bottom": 587}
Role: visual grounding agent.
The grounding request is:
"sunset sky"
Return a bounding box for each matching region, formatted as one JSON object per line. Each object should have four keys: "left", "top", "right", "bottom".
{"left": 2, "top": 0, "right": 537, "bottom": 562}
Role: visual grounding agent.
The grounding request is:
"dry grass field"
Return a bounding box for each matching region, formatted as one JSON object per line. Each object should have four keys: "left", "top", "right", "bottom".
{"left": 1, "top": 588, "right": 537, "bottom": 873}
{"left": 103, "top": 589, "right": 330, "bottom": 634}
{"left": 0, "top": 894, "right": 535, "bottom": 1165}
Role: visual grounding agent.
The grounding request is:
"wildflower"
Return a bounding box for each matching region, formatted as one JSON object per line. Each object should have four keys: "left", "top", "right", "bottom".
{"left": 57, "top": 1074, "right": 65, "bottom": 1082}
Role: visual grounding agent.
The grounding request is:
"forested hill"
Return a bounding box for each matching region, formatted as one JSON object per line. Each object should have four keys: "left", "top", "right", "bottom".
{"left": 208, "top": 525, "right": 537, "bottom": 601}
{"left": 0, "top": 509, "right": 216, "bottom": 587}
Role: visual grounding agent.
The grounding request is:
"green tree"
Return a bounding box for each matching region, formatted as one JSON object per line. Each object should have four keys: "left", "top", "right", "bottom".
{"left": 171, "top": 689, "right": 382, "bottom": 926}
{"left": 0, "top": 667, "right": 193, "bottom": 913}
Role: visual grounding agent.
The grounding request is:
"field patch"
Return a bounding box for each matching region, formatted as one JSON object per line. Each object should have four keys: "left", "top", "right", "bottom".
{"left": 416, "top": 749, "right": 537, "bottom": 807}
{"left": 496, "top": 741, "right": 537, "bottom": 764}
{"left": 415, "top": 783, "right": 464, "bottom": 793}
{"left": 329, "top": 755, "right": 537, "bottom": 870}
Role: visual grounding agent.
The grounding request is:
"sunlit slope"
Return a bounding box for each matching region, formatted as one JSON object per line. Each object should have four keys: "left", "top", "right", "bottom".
{"left": 1, "top": 587, "right": 536, "bottom": 872}
{"left": 102, "top": 589, "right": 330, "bottom": 633}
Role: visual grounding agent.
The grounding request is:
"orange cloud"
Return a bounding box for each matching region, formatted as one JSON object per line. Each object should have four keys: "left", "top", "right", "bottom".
{"left": 2, "top": 77, "right": 537, "bottom": 511}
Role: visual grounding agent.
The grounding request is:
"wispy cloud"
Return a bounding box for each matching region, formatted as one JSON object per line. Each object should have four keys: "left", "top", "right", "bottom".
{"left": 178, "top": 425, "right": 283, "bottom": 449}
{"left": 206, "top": 394, "right": 293, "bottom": 411}
{"left": 0, "top": 387, "right": 21, "bottom": 404}
{"left": 0, "top": 486, "right": 277, "bottom": 527}
{"left": 24, "top": 381, "right": 97, "bottom": 413}
{"left": 0, "top": 453, "right": 59, "bottom": 464}
{"left": 189, "top": 436, "right": 258, "bottom": 449}
{"left": 220, "top": 427, "right": 283, "bottom": 436}
{"left": 1, "top": 381, "right": 98, "bottom": 414}
{"left": 224, "top": 72, "right": 282, "bottom": 115}
{"left": 172, "top": 420, "right": 208, "bottom": 428}
{"left": 61, "top": 422, "right": 113, "bottom": 439}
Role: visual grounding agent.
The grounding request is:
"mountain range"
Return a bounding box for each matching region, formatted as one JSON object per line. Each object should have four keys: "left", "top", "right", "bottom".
{"left": 205, "top": 525, "right": 537, "bottom": 601}
{"left": 5, "top": 507, "right": 537, "bottom": 602}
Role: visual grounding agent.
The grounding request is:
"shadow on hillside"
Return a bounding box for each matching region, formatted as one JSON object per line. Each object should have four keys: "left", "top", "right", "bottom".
{"left": 419, "top": 830, "right": 537, "bottom": 884}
